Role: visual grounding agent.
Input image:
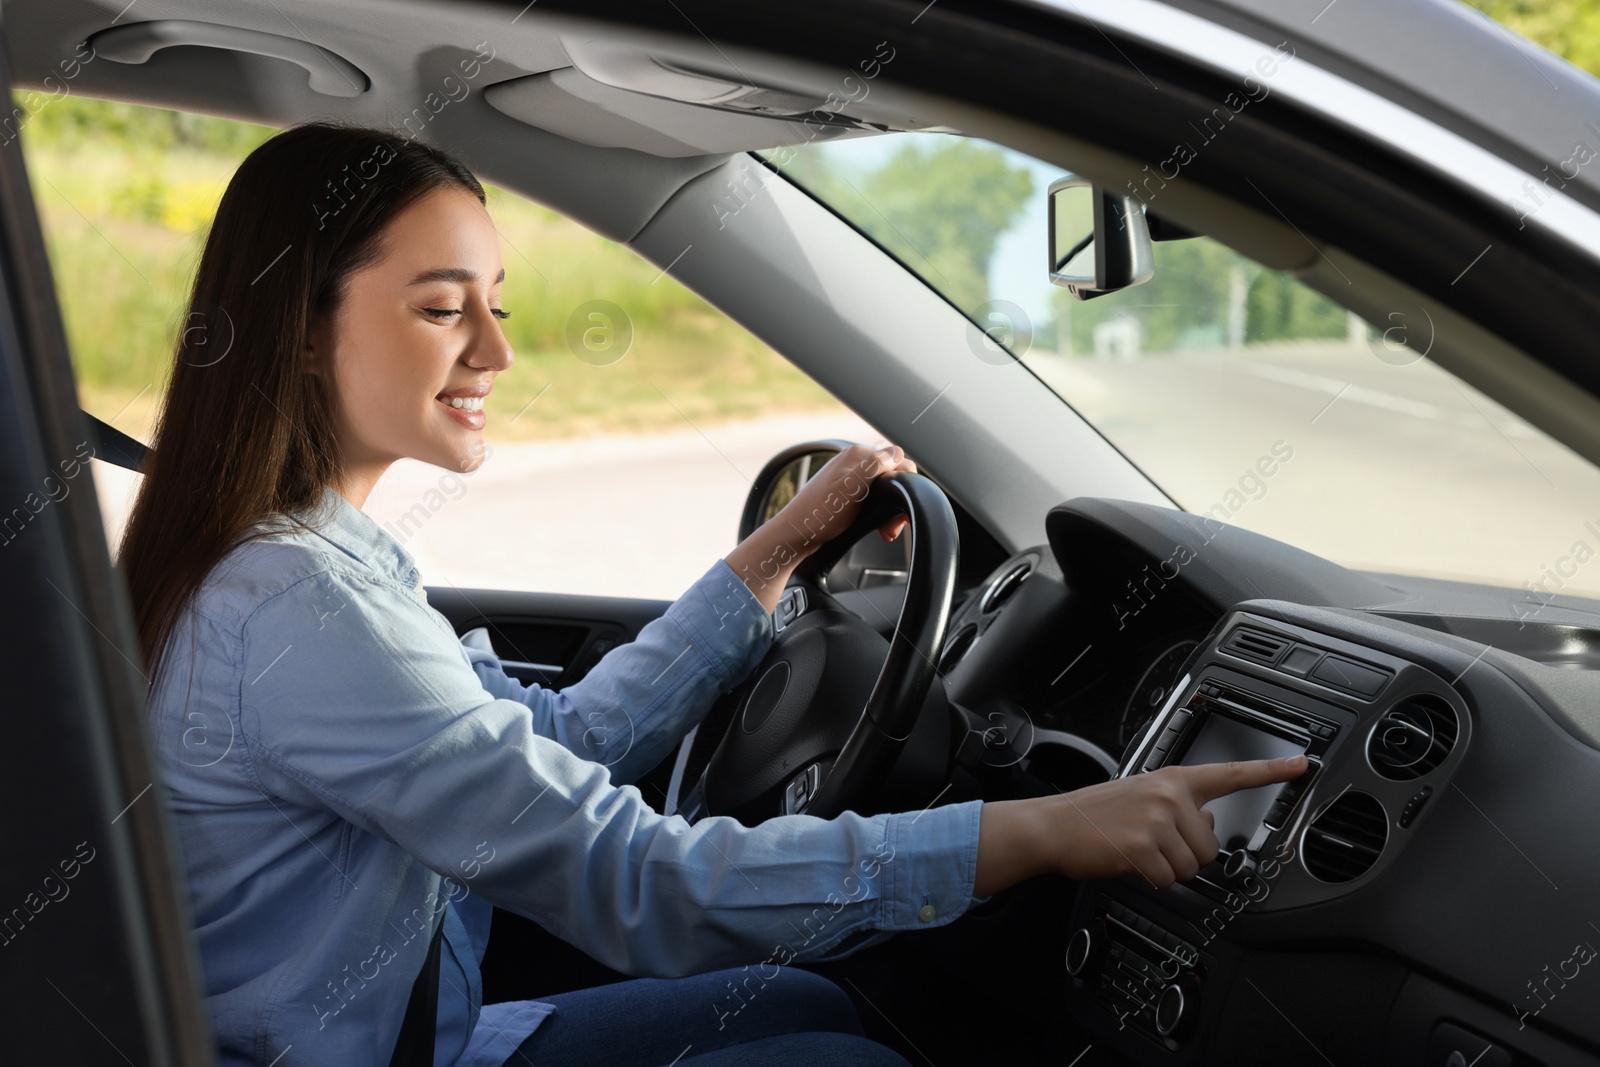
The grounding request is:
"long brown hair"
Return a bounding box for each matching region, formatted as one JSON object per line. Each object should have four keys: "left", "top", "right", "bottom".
{"left": 119, "top": 122, "right": 485, "bottom": 687}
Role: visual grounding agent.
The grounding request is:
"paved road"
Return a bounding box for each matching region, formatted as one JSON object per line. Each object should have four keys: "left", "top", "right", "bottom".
{"left": 1029, "top": 341, "right": 1600, "bottom": 600}
{"left": 93, "top": 409, "right": 883, "bottom": 601}
{"left": 91, "top": 341, "right": 1600, "bottom": 604}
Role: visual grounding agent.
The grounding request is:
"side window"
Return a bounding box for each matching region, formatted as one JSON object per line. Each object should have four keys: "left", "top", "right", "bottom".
{"left": 23, "top": 97, "right": 870, "bottom": 600}
{"left": 21, "top": 98, "right": 275, "bottom": 566}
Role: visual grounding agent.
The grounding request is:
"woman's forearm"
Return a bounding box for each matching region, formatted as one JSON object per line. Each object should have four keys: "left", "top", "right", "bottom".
{"left": 971, "top": 756, "right": 1308, "bottom": 895}
{"left": 724, "top": 519, "right": 809, "bottom": 615}
{"left": 974, "top": 799, "right": 1050, "bottom": 898}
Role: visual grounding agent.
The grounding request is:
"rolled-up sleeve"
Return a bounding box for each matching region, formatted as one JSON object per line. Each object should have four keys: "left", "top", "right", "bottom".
{"left": 456, "top": 558, "right": 770, "bottom": 785}
{"left": 234, "top": 563, "right": 985, "bottom": 979}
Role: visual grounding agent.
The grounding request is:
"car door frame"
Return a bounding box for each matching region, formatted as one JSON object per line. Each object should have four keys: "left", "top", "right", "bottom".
{"left": 0, "top": 32, "right": 215, "bottom": 1067}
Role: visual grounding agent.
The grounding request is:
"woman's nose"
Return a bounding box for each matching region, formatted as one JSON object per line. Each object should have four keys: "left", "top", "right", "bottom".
{"left": 468, "top": 310, "right": 514, "bottom": 371}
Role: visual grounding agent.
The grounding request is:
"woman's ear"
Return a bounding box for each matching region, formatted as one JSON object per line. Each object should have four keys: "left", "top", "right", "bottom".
{"left": 304, "top": 313, "right": 329, "bottom": 376}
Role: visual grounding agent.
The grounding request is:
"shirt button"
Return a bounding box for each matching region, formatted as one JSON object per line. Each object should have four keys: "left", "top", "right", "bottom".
{"left": 917, "top": 904, "right": 936, "bottom": 922}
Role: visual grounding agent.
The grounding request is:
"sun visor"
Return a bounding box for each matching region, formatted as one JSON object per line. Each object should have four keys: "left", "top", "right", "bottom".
{"left": 483, "top": 36, "right": 942, "bottom": 157}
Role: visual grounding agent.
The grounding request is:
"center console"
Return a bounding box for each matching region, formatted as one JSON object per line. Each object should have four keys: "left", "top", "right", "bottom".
{"left": 1062, "top": 609, "right": 1471, "bottom": 1060}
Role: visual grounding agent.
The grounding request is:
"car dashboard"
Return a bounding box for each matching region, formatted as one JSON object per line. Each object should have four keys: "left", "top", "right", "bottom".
{"left": 929, "top": 496, "right": 1600, "bottom": 1066}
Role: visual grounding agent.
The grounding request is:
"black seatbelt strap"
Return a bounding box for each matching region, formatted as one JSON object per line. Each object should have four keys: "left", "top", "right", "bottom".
{"left": 387, "top": 915, "right": 446, "bottom": 1067}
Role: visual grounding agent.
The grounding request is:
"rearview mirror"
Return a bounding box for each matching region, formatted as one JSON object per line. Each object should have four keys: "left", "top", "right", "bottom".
{"left": 1047, "top": 175, "right": 1155, "bottom": 300}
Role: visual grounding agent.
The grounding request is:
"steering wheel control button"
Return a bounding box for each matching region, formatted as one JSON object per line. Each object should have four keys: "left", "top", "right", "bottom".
{"left": 1309, "top": 655, "right": 1390, "bottom": 697}
{"left": 781, "top": 762, "right": 822, "bottom": 814}
{"left": 773, "top": 586, "right": 808, "bottom": 633}
{"left": 917, "top": 903, "right": 937, "bottom": 922}
{"left": 740, "top": 661, "right": 792, "bottom": 734}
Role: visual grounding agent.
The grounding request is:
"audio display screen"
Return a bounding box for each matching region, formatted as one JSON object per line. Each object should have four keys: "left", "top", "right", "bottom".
{"left": 1178, "top": 714, "right": 1306, "bottom": 851}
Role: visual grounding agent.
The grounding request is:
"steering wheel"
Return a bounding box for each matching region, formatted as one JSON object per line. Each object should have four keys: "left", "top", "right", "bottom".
{"left": 676, "top": 471, "right": 960, "bottom": 825}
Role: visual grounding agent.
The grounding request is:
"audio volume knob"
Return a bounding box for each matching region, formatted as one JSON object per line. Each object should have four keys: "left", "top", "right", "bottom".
{"left": 1155, "top": 978, "right": 1199, "bottom": 1040}
{"left": 1222, "top": 849, "right": 1258, "bottom": 881}
{"left": 1064, "top": 924, "right": 1106, "bottom": 978}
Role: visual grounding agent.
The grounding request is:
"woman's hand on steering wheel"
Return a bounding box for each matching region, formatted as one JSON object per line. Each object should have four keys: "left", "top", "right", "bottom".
{"left": 723, "top": 443, "right": 917, "bottom": 614}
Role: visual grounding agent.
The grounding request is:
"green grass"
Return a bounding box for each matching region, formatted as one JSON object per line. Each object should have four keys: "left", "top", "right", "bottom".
{"left": 23, "top": 121, "right": 841, "bottom": 443}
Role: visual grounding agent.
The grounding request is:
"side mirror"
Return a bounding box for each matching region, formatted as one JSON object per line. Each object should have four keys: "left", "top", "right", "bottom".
{"left": 1047, "top": 174, "right": 1155, "bottom": 301}
{"left": 738, "top": 441, "right": 914, "bottom": 597}
{"left": 740, "top": 447, "right": 832, "bottom": 541}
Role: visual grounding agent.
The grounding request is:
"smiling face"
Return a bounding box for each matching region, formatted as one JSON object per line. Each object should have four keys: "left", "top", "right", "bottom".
{"left": 308, "top": 184, "right": 513, "bottom": 505}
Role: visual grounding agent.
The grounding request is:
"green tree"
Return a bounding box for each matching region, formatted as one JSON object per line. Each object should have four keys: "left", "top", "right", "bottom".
{"left": 1246, "top": 271, "right": 1347, "bottom": 342}
{"left": 1051, "top": 239, "right": 1237, "bottom": 353}
{"left": 13, "top": 92, "right": 274, "bottom": 153}
{"left": 781, "top": 137, "right": 1034, "bottom": 311}
{"left": 1050, "top": 237, "right": 1348, "bottom": 354}
{"left": 1465, "top": 0, "right": 1600, "bottom": 75}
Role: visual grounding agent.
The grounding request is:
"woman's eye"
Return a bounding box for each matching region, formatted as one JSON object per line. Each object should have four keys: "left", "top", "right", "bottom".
{"left": 421, "top": 307, "right": 509, "bottom": 320}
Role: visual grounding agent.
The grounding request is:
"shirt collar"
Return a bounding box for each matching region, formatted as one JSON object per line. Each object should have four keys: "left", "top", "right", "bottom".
{"left": 282, "top": 484, "right": 423, "bottom": 589}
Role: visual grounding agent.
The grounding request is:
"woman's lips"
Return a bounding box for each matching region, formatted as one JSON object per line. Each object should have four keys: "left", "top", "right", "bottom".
{"left": 436, "top": 394, "right": 487, "bottom": 429}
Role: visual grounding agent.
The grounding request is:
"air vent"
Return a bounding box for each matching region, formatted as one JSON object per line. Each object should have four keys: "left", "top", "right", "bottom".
{"left": 938, "top": 623, "right": 979, "bottom": 675}
{"left": 1303, "top": 791, "right": 1388, "bottom": 884}
{"left": 1222, "top": 626, "right": 1290, "bottom": 664}
{"left": 980, "top": 561, "right": 1033, "bottom": 613}
{"left": 1367, "top": 696, "right": 1458, "bottom": 781}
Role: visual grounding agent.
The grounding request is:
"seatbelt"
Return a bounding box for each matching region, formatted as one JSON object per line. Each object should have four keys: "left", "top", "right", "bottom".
{"left": 387, "top": 915, "right": 445, "bottom": 1067}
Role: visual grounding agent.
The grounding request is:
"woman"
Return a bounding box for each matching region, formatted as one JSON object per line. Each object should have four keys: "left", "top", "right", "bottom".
{"left": 121, "top": 123, "right": 1304, "bottom": 1067}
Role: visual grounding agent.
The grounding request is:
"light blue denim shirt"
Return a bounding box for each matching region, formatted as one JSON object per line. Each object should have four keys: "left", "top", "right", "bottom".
{"left": 146, "top": 483, "right": 985, "bottom": 1067}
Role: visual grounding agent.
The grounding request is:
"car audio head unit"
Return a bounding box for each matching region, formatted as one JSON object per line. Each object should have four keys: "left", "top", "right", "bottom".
{"left": 1123, "top": 676, "right": 1339, "bottom": 855}
{"left": 1064, "top": 676, "right": 1344, "bottom": 1049}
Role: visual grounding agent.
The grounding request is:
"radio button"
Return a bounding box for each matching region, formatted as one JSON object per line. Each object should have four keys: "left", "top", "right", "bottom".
{"left": 1066, "top": 925, "right": 1107, "bottom": 977}
{"left": 1155, "top": 979, "right": 1199, "bottom": 1040}
{"left": 1279, "top": 645, "right": 1322, "bottom": 677}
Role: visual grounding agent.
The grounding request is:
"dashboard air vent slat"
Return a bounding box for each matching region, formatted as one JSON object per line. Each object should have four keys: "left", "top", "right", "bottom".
{"left": 1367, "top": 696, "right": 1459, "bottom": 781}
{"left": 938, "top": 623, "right": 979, "bottom": 676}
{"left": 980, "top": 561, "right": 1033, "bottom": 614}
{"left": 1222, "top": 626, "right": 1289, "bottom": 664}
{"left": 1303, "top": 791, "right": 1388, "bottom": 884}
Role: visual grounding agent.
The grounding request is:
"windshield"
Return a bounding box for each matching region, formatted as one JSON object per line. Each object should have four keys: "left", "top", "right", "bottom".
{"left": 761, "top": 133, "right": 1600, "bottom": 604}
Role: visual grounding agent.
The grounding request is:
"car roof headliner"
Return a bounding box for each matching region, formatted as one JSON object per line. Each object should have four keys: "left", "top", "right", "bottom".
{"left": 6, "top": 0, "right": 750, "bottom": 242}
{"left": 11, "top": 0, "right": 1600, "bottom": 241}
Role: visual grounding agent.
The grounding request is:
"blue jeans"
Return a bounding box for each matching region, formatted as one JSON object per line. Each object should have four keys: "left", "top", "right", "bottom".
{"left": 504, "top": 965, "right": 912, "bottom": 1066}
